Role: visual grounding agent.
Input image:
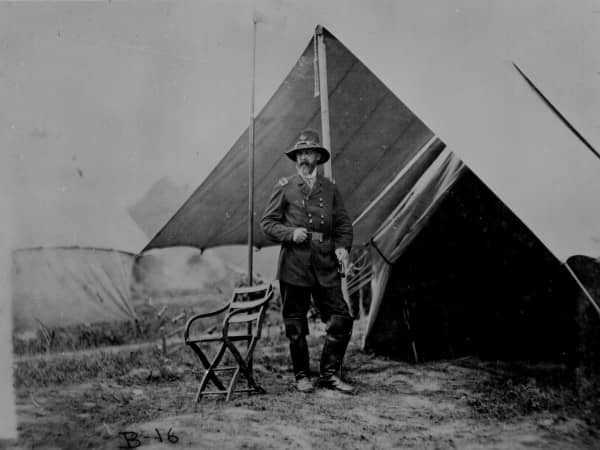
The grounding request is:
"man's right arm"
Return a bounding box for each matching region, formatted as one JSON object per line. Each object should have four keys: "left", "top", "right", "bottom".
{"left": 260, "top": 181, "right": 295, "bottom": 243}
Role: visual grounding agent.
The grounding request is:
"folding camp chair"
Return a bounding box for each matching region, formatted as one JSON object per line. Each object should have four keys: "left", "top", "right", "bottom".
{"left": 184, "top": 283, "right": 273, "bottom": 402}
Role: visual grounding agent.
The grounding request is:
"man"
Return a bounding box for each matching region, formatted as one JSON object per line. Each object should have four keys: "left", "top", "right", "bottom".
{"left": 261, "top": 129, "right": 354, "bottom": 393}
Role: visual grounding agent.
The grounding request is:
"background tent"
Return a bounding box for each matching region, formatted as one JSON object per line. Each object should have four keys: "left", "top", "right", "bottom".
{"left": 11, "top": 246, "right": 250, "bottom": 334}
{"left": 12, "top": 247, "right": 137, "bottom": 332}
{"left": 132, "top": 247, "right": 242, "bottom": 298}
{"left": 144, "top": 28, "right": 599, "bottom": 362}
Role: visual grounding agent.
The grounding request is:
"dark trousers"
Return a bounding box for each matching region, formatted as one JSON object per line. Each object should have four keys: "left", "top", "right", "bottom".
{"left": 280, "top": 280, "right": 354, "bottom": 380}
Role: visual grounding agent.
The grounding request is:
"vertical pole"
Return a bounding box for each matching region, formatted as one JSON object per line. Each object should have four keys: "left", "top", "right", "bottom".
{"left": 359, "top": 284, "right": 366, "bottom": 319}
{"left": 316, "top": 25, "right": 332, "bottom": 181}
{"left": 248, "top": 19, "right": 257, "bottom": 286}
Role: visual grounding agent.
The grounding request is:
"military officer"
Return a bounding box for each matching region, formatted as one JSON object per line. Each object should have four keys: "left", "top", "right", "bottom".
{"left": 260, "top": 129, "right": 354, "bottom": 393}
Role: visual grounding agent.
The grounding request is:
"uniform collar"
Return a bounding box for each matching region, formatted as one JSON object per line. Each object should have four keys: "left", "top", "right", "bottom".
{"left": 295, "top": 173, "right": 322, "bottom": 184}
{"left": 295, "top": 173, "right": 323, "bottom": 196}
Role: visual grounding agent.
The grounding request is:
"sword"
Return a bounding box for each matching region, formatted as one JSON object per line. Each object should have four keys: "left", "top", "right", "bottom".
{"left": 338, "top": 259, "right": 358, "bottom": 319}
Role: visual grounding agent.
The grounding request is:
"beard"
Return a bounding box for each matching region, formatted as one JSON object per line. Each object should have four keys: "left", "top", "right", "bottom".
{"left": 297, "top": 159, "right": 317, "bottom": 176}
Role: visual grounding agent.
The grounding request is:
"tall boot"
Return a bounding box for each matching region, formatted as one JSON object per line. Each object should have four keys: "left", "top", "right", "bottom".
{"left": 320, "top": 315, "right": 354, "bottom": 393}
{"left": 284, "top": 318, "right": 310, "bottom": 380}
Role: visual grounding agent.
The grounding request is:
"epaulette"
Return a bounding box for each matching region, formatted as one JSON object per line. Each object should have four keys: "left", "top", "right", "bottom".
{"left": 277, "top": 177, "right": 289, "bottom": 187}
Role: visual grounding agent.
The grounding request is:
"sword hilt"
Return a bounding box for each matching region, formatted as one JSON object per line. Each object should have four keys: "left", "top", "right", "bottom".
{"left": 338, "top": 259, "right": 345, "bottom": 278}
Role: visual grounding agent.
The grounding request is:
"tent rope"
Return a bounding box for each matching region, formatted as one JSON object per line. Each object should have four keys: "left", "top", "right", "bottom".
{"left": 563, "top": 261, "right": 600, "bottom": 317}
{"left": 512, "top": 62, "right": 600, "bottom": 162}
{"left": 369, "top": 239, "right": 393, "bottom": 266}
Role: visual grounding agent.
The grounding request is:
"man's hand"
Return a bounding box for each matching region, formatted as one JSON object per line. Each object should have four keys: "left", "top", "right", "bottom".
{"left": 335, "top": 248, "right": 349, "bottom": 273}
{"left": 292, "top": 227, "right": 308, "bottom": 243}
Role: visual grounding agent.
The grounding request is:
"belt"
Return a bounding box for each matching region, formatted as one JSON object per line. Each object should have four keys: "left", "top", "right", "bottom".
{"left": 307, "top": 232, "right": 328, "bottom": 242}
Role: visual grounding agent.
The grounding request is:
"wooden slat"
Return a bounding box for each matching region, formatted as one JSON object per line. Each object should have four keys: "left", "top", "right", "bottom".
{"left": 186, "top": 332, "right": 251, "bottom": 343}
{"left": 232, "top": 284, "right": 271, "bottom": 295}
{"left": 231, "top": 298, "right": 268, "bottom": 310}
{"left": 228, "top": 312, "right": 261, "bottom": 324}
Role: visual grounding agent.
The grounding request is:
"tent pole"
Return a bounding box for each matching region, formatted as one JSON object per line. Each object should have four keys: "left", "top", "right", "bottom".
{"left": 564, "top": 261, "right": 600, "bottom": 317}
{"left": 316, "top": 25, "right": 332, "bottom": 181}
{"left": 512, "top": 62, "right": 600, "bottom": 162}
{"left": 247, "top": 18, "right": 257, "bottom": 286}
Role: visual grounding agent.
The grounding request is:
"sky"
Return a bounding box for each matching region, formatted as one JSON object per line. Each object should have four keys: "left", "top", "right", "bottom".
{"left": 1, "top": 0, "right": 315, "bottom": 251}
{"left": 1, "top": 0, "right": 599, "bottom": 257}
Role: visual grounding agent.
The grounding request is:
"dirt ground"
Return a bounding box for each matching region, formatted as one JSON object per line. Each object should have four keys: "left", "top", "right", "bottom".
{"left": 9, "top": 319, "right": 600, "bottom": 449}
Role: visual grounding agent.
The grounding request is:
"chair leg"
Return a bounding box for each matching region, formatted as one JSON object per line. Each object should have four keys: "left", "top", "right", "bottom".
{"left": 246, "top": 337, "right": 253, "bottom": 389}
{"left": 188, "top": 343, "right": 227, "bottom": 392}
{"left": 244, "top": 338, "right": 261, "bottom": 391}
{"left": 224, "top": 338, "right": 263, "bottom": 395}
{"left": 194, "top": 343, "right": 228, "bottom": 402}
{"left": 226, "top": 367, "right": 241, "bottom": 402}
{"left": 247, "top": 357, "right": 253, "bottom": 389}
{"left": 245, "top": 338, "right": 265, "bottom": 393}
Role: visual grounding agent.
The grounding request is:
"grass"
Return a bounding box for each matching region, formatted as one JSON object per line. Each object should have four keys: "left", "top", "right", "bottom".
{"left": 13, "top": 294, "right": 226, "bottom": 356}
{"left": 460, "top": 359, "right": 600, "bottom": 428}
{"left": 12, "top": 301, "right": 600, "bottom": 449}
{"left": 13, "top": 320, "right": 143, "bottom": 356}
{"left": 14, "top": 283, "right": 280, "bottom": 357}
{"left": 14, "top": 316, "right": 298, "bottom": 391}
{"left": 16, "top": 347, "right": 181, "bottom": 388}
{"left": 13, "top": 316, "right": 295, "bottom": 448}
{"left": 16, "top": 320, "right": 598, "bottom": 424}
{"left": 12, "top": 318, "right": 600, "bottom": 450}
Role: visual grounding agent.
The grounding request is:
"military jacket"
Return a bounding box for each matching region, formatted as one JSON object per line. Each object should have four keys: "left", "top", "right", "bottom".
{"left": 260, "top": 173, "right": 353, "bottom": 287}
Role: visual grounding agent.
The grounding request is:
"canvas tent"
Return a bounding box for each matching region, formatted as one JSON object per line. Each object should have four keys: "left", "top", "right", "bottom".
{"left": 11, "top": 247, "right": 138, "bottom": 332}
{"left": 11, "top": 245, "right": 244, "bottom": 333}
{"left": 9, "top": 185, "right": 149, "bottom": 333}
{"left": 365, "top": 163, "right": 581, "bottom": 360}
{"left": 145, "top": 26, "right": 599, "bottom": 361}
{"left": 144, "top": 28, "right": 439, "bottom": 251}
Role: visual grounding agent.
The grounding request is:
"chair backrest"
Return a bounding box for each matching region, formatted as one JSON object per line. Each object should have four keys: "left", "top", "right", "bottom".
{"left": 224, "top": 283, "right": 273, "bottom": 337}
